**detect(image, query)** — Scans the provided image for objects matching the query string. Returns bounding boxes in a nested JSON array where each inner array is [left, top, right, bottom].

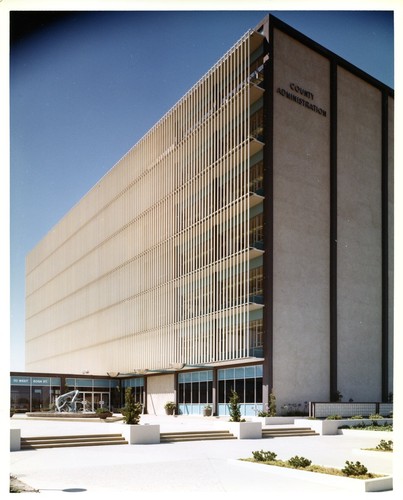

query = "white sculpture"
[[55, 390, 81, 412]]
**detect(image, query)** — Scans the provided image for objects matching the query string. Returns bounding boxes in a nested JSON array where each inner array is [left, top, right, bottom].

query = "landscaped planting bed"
[[234, 450, 392, 492]]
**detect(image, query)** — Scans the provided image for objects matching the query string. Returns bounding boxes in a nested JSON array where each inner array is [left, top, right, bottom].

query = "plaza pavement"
[[9, 413, 396, 498]]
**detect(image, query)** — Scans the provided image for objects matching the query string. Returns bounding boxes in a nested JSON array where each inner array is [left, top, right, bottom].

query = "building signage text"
[[277, 82, 327, 117]]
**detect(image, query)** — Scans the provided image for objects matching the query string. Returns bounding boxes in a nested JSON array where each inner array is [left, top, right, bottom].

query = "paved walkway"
[[10, 414, 395, 498]]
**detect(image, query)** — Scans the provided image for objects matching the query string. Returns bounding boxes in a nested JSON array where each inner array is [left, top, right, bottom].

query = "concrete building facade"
[[23, 15, 393, 416]]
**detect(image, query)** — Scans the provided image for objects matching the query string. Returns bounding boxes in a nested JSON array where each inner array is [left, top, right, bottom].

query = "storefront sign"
[[11, 377, 30, 385]]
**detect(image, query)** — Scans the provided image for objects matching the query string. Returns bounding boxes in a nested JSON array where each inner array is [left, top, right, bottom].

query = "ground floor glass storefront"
[[11, 365, 263, 416], [178, 365, 263, 416], [178, 370, 213, 415], [10, 375, 119, 413], [11, 375, 61, 412], [218, 365, 263, 416], [121, 377, 145, 407]]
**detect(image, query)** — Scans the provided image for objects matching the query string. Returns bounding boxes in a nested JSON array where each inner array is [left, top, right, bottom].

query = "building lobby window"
[[178, 370, 213, 415], [218, 365, 263, 416]]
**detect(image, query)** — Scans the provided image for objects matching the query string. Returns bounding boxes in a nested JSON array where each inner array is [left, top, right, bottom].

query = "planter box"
[[226, 421, 262, 439], [251, 416, 303, 425], [10, 429, 21, 451], [339, 429, 393, 439], [119, 424, 160, 444], [294, 418, 392, 435], [231, 460, 392, 492]]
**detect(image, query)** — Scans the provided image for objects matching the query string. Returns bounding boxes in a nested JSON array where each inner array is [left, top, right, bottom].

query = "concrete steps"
[[262, 427, 319, 438], [20, 433, 128, 449], [160, 430, 236, 442]]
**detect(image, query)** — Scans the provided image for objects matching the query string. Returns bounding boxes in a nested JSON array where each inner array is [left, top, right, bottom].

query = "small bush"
[[258, 411, 270, 417], [252, 450, 277, 462], [122, 387, 142, 425], [326, 415, 342, 420], [228, 389, 245, 422], [342, 461, 370, 477], [287, 456, 312, 468], [349, 415, 364, 420], [376, 439, 393, 451], [369, 413, 383, 420]]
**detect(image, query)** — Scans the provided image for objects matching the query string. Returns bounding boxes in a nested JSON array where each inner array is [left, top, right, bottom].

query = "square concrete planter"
[[120, 424, 160, 444], [227, 421, 262, 439], [10, 428, 21, 451]]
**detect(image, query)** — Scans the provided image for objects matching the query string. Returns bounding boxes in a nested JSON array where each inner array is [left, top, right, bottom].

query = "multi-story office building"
[[20, 15, 393, 416]]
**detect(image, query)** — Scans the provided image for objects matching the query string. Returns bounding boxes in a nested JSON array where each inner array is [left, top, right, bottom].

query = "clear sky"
[[5, 4, 396, 371]]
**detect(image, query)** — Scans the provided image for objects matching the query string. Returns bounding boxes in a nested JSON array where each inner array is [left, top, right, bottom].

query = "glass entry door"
[[94, 392, 110, 410], [79, 392, 110, 412]]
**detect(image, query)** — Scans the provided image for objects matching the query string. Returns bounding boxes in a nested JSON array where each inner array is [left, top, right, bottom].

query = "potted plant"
[[228, 390, 244, 422], [96, 407, 113, 419], [122, 388, 142, 424], [203, 404, 212, 417], [225, 389, 261, 439], [120, 388, 160, 444], [164, 401, 176, 415]]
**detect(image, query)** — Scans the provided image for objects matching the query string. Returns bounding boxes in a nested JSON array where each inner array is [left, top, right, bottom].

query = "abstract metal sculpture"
[[55, 390, 88, 412]]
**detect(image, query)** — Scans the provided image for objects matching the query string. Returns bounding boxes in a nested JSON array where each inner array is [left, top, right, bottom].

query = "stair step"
[[21, 433, 123, 441], [20, 433, 128, 449], [160, 430, 236, 442], [21, 440, 128, 449], [262, 427, 318, 438]]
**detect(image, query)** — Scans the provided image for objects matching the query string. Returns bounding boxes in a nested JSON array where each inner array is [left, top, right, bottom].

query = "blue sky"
[[7, 8, 395, 371]]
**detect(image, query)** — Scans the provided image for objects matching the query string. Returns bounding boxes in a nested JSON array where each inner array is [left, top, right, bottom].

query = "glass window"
[[178, 370, 213, 407], [217, 366, 263, 405]]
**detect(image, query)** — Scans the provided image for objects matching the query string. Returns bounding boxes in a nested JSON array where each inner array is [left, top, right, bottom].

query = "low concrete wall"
[[310, 402, 393, 418], [10, 429, 21, 451], [251, 416, 304, 425], [295, 418, 393, 435]]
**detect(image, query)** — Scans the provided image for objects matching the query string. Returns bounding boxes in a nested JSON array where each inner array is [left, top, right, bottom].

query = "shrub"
[[96, 407, 112, 418], [258, 411, 270, 417], [121, 387, 142, 425], [342, 461, 370, 477], [252, 450, 277, 462], [228, 389, 244, 422], [326, 415, 342, 420], [369, 413, 383, 420], [349, 415, 363, 420], [287, 456, 312, 468], [376, 439, 393, 451], [268, 391, 277, 416]]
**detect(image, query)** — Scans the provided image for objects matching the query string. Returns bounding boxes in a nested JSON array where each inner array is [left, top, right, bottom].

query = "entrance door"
[[78, 392, 110, 411], [80, 392, 93, 412], [94, 392, 110, 410]]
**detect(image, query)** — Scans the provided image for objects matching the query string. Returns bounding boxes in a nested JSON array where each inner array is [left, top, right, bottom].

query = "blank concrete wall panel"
[[272, 28, 330, 405], [337, 67, 382, 400]]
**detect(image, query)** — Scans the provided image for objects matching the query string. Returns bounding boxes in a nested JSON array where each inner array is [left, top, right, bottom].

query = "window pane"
[[235, 379, 245, 403], [225, 380, 234, 403], [184, 383, 191, 403], [178, 384, 184, 403], [218, 380, 225, 403], [191, 382, 199, 403], [245, 378, 255, 402], [255, 378, 263, 403], [207, 381, 213, 403], [200, 381, 207, 404]]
